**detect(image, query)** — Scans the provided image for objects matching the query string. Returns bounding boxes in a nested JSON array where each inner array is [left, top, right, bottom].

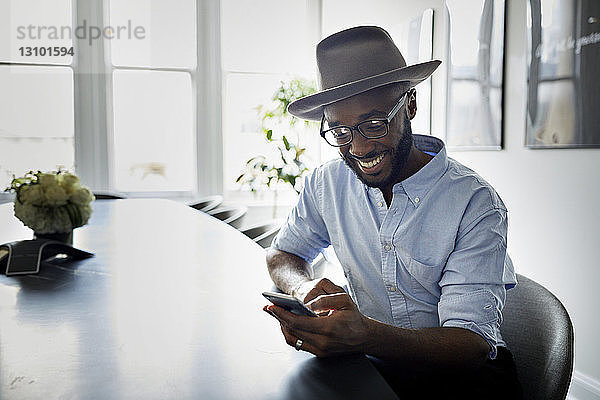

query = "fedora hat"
[[288, 26, 441, 121]]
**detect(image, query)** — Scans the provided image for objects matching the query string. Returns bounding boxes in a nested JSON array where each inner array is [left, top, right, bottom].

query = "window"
[[1, 0, 222, 201], [0, 0, 74, 189], [2, 1, 439, 203], [220, 0, 333, 205], [108, 0, 196, 193]]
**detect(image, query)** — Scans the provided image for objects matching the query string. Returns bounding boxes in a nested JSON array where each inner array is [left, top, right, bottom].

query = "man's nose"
[[349, 130, 375, 157]]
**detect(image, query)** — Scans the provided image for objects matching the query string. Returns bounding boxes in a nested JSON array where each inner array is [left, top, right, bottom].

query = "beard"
[[342, 122, 413, 190]]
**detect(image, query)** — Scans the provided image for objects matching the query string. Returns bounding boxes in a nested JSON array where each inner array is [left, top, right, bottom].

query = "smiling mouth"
[[356, 153, 386, 170]]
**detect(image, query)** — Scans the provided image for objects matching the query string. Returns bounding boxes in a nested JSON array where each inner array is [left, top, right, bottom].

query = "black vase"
[[34, 231, 73, 246]]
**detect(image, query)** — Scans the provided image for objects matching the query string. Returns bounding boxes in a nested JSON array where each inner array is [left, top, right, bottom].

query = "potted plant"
[[5, 169, 95, 244], [236, 78, 318, 215]]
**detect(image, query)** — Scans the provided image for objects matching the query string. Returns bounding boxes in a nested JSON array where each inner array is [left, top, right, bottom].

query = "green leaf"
[[266, 129, 273, 141], [235, 174, 245, 183], [282, 136, 290, 151]]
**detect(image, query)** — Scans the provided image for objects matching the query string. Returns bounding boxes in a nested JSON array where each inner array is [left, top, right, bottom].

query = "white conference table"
[[0, 199, 398, 399]]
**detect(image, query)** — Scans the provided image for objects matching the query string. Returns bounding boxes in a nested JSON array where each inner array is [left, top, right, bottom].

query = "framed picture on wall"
[[445, 0, 506, 150], [526, 0, 600, 148]]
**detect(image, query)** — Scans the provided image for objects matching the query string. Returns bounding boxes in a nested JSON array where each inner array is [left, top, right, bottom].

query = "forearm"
[[266, 248, 314, 296], [363, 319, 490, 372]]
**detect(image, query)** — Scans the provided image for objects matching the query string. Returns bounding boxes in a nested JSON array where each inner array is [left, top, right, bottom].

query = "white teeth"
[[358, 154, 385, 169]]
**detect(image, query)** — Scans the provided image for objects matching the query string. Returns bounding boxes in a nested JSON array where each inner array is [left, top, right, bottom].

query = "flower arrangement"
[[5, 170, 95, 235], [236, 78, 318, 194]]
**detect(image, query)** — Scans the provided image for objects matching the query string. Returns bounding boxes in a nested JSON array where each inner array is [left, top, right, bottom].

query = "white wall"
[[444, 1, 600, 398]]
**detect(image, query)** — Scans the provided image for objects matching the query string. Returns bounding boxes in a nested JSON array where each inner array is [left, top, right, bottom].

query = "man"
[[263, 26, 521, 398]]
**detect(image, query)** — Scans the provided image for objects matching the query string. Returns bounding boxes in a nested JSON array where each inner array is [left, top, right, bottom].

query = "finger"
[[265, 305, 318, 328], [306, 293, 353, 313], [263, 305, 285, 323], [313, 278, 346, 295], [280, 326, 328, 357], [303, 286, 327, 304], [280, 325, 297, 347], [266, 304, 329, 333]]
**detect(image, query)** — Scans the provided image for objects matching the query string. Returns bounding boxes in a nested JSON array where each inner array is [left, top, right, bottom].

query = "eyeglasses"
[[320, 91, 408, 147]]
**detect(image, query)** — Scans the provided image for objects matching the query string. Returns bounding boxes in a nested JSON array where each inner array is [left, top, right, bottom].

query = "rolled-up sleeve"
[[438, 207, 510, 360], [271, 168, 330, 263]]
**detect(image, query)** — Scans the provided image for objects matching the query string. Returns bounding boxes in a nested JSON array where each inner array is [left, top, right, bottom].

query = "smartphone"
[[262, 291, 318, 317]]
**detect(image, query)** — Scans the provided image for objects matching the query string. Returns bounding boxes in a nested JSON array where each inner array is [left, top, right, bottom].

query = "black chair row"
[[186, 195, 222, 213], [240, 220, 283, 248], [90, 193, 278, 247], [187, 195, 282, 249], [93, 191, 128, 200]]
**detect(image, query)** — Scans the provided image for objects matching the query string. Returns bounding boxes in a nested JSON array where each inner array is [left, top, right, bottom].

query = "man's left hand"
[[264, 281, 372, 357]]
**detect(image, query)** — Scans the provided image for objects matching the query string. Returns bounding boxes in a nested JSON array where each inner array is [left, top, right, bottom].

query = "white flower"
[[14, 202, 70, 234], [43, 185, 69, 207], [9, 170, 95, 234], [59, 173, 80, 194], [79, 204, 93, 227], [70, 186, 94, 207], [19, 184, 43, 206], [38, 173, 59, 187]]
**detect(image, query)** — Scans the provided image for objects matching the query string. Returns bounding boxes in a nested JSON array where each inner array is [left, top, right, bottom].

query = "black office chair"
[[241, 220, 282, 248], [500, 274, 574, 400], [93, 191, 127, 200], [207, 205, 247, 229], [254, 226, 281, 248], [240, 220, 282, 240], [186, 195, 223, 213]]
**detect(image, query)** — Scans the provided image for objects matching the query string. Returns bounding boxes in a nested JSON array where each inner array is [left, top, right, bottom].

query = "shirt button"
[[377, 201, 383, 207], [415, 197, 420, 203], [388, 286, 397, 292], [384, 244, 391, 251]]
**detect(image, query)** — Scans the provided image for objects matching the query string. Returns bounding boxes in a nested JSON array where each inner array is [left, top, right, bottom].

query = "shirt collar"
[[392, 134, 449, 206]]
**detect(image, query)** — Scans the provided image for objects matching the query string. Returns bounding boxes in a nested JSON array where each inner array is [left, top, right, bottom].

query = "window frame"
[[0, 0, 76, 203], [220, 0, 324, 207], [88, 0, 223, 198]]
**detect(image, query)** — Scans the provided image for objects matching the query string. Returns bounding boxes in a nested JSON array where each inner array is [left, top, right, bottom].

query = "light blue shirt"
[[272, 134, 517, 359]]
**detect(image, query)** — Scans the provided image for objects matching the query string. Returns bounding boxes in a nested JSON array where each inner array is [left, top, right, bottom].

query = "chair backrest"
[[254, 226, 281, 248], [186, 195, 223, 212], [240, 220, 283, 240], [207, 206, 247, 229], [93, 191, 127, 200], [500, 274, 574, 400]]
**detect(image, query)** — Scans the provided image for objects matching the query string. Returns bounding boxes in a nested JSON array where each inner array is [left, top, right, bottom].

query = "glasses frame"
[[319, 91, 409, 147]]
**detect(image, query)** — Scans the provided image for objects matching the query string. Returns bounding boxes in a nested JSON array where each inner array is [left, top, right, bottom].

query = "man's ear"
[[406, 89, 417, 120]]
